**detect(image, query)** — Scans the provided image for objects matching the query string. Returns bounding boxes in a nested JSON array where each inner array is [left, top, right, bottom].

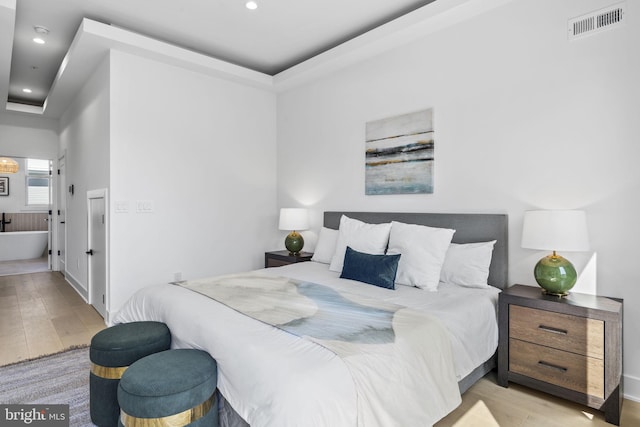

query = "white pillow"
[[387, 221, 455, 291], [440, 240, 496, 288], [329, 215, 392, 272], [311, 227, 339, 264]]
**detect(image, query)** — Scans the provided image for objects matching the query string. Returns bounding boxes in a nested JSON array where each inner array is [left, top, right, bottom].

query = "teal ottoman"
[[90, 321, 171, 427], [117, 349, 218, 427]]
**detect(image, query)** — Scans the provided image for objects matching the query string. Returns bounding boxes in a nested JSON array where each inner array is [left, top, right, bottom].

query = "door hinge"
[[57, 209, 61, 215], [57, 250, 61, 256], [49, 170, 52, 176], [102, 295, 105, 304], [102, 214, 105, 224], [57, 169, 61, 175], [48, 209, 52, 215], [48, 249, 52, 255]]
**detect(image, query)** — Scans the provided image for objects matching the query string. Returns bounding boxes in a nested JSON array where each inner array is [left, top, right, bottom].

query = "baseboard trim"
[[624, 374, 640, 402], [64, 271, 88, 302], [106, 310, 116, 326]]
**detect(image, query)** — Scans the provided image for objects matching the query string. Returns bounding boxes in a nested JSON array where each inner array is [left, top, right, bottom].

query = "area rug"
[[0, 347, 93, 426]]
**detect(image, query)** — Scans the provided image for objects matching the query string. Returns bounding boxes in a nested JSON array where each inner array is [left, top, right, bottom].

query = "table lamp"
[[521, 210, 589, 296], [279, 208, 309, 255]]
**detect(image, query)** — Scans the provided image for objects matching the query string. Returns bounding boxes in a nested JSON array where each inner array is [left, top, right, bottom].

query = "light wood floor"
[[436, 371, 640, 426], [0, 271, 106, 366], [1, 272, 638, 426]]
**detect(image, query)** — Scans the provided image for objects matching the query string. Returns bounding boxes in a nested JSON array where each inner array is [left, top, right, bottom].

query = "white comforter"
[[114, 261, 500, 427]]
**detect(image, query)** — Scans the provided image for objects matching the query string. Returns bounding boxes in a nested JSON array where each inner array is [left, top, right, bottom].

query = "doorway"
[[57, 154, 66, 274], [0, 156, 53, 276], [87, 189, 108, 319]]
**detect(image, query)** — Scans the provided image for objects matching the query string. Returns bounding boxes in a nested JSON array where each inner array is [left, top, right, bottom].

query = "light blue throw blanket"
[[179, 273, 461, 426], [267, 280, 398, 344]]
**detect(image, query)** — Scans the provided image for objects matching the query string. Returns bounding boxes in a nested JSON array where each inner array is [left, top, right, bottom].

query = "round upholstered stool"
[[90, 321, 171, 427], [117, 349, 218, 427]]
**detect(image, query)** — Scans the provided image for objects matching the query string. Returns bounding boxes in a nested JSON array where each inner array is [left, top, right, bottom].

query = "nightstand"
[[498, 284, 623, 425], [264, 250, 313, 268]]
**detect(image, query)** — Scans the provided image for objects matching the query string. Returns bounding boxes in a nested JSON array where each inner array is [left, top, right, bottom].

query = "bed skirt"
[[219, 394, 249, 427], [217, 354, 497, 427]]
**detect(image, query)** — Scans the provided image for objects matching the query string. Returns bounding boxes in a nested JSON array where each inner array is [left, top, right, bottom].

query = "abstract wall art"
[[365, 108, 434, 195]]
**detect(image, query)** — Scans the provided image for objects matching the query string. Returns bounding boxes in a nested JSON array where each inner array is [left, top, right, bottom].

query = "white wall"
[[108, 51, 278, 314], [0, 158, 26, 212], [277, 0, 640, 399], [0, 112, 59, 212], [59, 54, 111, 297], [0, 112, 58, 159]]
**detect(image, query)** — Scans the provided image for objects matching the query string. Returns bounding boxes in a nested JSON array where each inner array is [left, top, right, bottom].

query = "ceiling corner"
[[0, 0, 16, 114], [42, 18, 275, 118], [273, 0, 515, 92]]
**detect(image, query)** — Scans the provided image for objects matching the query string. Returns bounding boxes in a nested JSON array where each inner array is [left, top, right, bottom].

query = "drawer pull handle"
[[538, 324, 568, 335], [538, 360, 568, 372]]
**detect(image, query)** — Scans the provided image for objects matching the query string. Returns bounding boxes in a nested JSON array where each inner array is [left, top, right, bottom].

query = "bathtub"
[[0, 231, 49, 262]]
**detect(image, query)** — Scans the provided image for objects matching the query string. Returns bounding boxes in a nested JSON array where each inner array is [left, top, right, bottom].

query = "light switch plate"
[[136, 200, 154, 213], [115, 201, 129, 213]]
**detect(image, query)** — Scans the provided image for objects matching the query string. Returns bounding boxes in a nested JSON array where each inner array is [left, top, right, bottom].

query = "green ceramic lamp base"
[[533, 252, 577, 297], [285, 231, 304, 255]]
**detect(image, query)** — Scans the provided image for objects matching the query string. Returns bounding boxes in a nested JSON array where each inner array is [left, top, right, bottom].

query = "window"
[[26, 158, 51, 206]]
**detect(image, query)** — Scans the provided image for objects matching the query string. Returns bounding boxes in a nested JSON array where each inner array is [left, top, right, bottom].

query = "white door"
[[57, 155, 66, 273], [47, 208, 52, 269], [47, 159, 53, 270], [88, 190, 107, 319]]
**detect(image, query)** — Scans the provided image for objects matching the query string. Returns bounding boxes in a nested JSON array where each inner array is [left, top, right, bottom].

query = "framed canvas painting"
[[0, 177, 8, 196], [365, 109, 434, 195]]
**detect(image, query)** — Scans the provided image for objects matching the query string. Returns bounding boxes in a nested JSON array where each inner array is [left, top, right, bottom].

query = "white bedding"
[[267, 262, 501, 381], [114, 261, 500, 427]]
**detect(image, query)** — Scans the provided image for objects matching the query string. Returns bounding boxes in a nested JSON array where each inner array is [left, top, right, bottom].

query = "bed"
[[114, 211, 508, 427]]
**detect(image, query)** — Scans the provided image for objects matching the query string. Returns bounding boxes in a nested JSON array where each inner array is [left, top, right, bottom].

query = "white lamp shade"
[[278, 208, 309, 231], [521, 210, 589, 252]]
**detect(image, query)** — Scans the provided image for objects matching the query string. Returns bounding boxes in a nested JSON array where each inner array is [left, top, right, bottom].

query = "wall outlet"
[[174, 272, 182, 282]]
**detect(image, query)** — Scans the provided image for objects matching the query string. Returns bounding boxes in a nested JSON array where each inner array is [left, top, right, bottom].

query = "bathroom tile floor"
[[0, 271, 106, 366], [0, 256, 49, 276]]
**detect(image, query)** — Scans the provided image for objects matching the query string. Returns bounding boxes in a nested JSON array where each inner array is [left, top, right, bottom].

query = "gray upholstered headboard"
[[324, 212, 508, 290]]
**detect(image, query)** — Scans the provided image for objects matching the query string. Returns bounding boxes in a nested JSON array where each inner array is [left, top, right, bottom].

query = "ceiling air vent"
[[568, 2, 626, 40]]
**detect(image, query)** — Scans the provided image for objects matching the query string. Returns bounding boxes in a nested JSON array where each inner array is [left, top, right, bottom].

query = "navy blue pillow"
[[340, 246, 401, 290]]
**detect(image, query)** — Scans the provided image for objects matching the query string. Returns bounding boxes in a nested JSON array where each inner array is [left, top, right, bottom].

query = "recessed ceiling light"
[[246, 1, 258, 10], [33, 25, 49, 44], [22, 88, 33, 93]]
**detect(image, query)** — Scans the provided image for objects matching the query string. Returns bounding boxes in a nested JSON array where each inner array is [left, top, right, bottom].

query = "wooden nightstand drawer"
[[509, 338, 604, 398], [510, 305, 604, 359], [264, 251, 313, 268], [266, 258, 292, 268], [498, 285, 623, 425]]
